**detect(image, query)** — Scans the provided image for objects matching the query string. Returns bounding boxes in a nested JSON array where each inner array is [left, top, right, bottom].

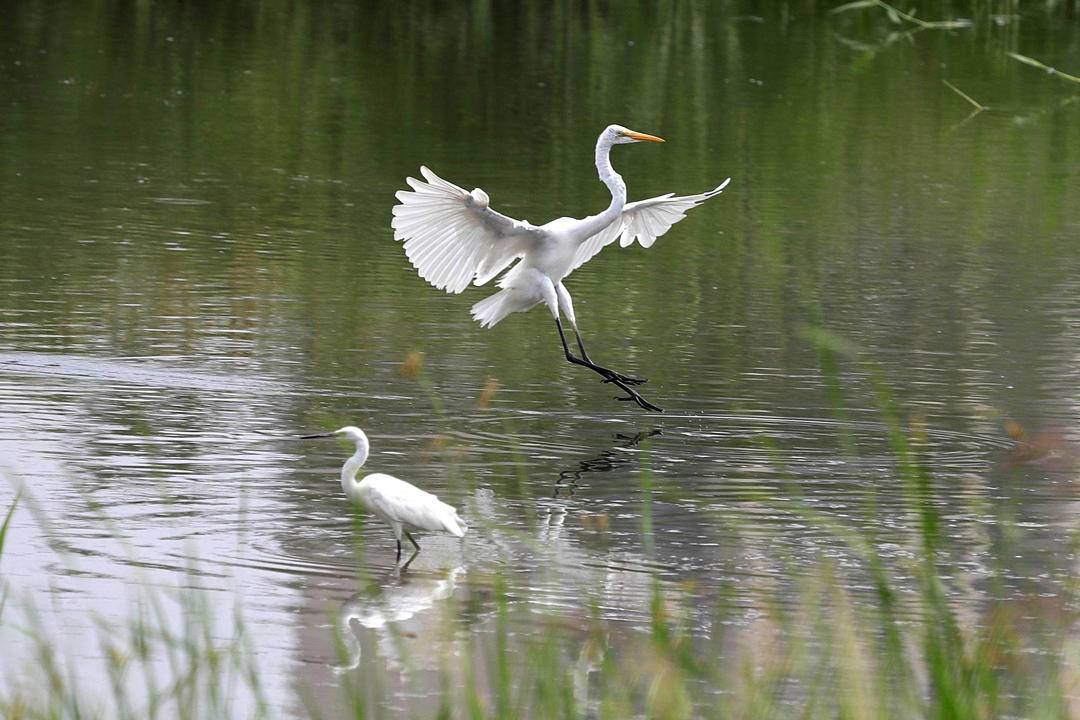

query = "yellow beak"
[[625, 130, 665, 143]]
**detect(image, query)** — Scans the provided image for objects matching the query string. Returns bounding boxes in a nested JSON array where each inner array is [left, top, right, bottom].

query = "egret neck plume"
[[391, 124, 731, 414]]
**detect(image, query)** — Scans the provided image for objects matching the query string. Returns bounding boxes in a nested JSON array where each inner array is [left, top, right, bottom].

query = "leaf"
[[885, 5, 902, 23], [829, 0, 878, 14]]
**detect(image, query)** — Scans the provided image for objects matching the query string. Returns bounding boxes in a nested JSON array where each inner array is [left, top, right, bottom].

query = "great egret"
[[301, 426, 467, 559], [392, 124, 731, 413]]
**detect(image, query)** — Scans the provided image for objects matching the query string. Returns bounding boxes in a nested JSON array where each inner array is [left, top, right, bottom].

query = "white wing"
[[570, 177, 731, 272], [362, 474, 467, 537], [391, 166, 545, 294]]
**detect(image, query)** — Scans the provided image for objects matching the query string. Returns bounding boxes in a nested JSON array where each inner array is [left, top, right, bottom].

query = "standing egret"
[[392, 124, 731, 413], [301, 426, 467, 559]]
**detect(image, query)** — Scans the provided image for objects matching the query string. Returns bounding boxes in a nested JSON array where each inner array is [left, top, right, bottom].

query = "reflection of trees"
[[6, 0, 1077, 420]]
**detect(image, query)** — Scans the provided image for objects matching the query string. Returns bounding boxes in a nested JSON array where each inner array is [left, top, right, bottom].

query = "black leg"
[[574, 330, 646, 385], [555, 319, 663, 413], [396, 538, 402, 560], [556, 319, 642, 382], [400, 549, 419, 571], [405, 531, 421, 552]]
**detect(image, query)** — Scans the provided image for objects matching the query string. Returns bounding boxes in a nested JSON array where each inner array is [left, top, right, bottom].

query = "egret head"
[[606, 124, 665, 145], [301, 426, 369, 447]]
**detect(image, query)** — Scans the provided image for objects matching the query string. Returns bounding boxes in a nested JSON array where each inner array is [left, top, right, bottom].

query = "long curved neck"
[[340, 440, 369, 497], [574, 135, 627, 242]]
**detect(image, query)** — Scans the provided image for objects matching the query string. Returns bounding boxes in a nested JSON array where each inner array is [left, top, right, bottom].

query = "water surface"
[[1, 2, 1079, 716]]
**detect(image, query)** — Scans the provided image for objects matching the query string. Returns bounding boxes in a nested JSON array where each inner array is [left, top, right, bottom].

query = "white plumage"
[[302, 426, 467, 558], [356, 473, 466, 539], [391, 124, 730, 413]]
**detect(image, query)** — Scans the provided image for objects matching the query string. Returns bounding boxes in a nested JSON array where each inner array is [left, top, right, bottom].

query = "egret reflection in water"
[[333, 566, 465, 673], [555, 429, 663, 499]]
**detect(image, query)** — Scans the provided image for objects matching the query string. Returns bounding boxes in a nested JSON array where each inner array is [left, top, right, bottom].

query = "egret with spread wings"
[[392, 124, 730, 412]]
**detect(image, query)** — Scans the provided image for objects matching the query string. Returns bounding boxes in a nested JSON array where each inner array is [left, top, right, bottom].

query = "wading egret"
[[392, 124, 731, 413], [301, 426, 467, 559]]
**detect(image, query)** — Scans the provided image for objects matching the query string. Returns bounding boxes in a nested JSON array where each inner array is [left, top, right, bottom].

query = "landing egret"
[[392, 124, 731, 413], [301, 426, 467, 559]]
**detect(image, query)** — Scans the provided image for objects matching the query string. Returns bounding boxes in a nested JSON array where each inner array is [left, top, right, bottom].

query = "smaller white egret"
[[301, 426, 467, 559]]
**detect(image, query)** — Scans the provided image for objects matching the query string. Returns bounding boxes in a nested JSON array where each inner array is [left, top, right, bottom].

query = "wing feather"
[[570, 178, 731, 272], [392, 166, 544, 293], [362, 474, 467, 537]]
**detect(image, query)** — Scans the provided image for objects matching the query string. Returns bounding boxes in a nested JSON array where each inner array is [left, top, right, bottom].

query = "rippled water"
[[2, 1, 1079, 716]]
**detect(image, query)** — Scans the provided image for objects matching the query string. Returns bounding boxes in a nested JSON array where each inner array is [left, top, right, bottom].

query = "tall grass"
[[0, 495, 17, 625], [3, 341, 1079, 718], [0, 491, 268, 720]]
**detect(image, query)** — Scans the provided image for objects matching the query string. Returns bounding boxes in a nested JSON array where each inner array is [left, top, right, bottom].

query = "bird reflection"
[[541, 429, 661, 542], [554, 429, 662, 498], [333, 565, 464, 673]]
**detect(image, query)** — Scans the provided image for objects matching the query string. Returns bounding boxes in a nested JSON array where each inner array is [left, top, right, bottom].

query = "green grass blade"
[[1008, 51, 1080, 84], [0, 494, 18, 561], [943, 80, 986, 111], [829, 0, 878, 14]]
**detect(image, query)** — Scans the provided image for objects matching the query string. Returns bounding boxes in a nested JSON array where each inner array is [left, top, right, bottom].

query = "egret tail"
[[470, 288, 538, 329], [443, 512, 467, 538]]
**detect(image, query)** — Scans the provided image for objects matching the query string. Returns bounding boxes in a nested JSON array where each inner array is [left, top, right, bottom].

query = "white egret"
[[392, 124, 731, 412], [301, 426, 467, 559]]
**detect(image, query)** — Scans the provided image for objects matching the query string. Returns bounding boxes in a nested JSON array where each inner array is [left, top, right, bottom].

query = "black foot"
[[615, 392, 663, 413], [600, 371, 647, 386], [566, 358, 660, 412], [576, 350, 647, 385], [554, 319, 660, 413]]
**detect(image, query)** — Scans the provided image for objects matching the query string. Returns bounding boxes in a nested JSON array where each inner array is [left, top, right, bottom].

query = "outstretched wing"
[[392, 166, 545, 293], [570, 177, 731, 272]]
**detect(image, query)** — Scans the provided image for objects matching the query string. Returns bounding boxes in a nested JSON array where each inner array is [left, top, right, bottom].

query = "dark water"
[[1, 2, 1078, 716]]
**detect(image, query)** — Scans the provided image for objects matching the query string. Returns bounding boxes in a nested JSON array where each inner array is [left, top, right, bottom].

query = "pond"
[[1, 2, 1079, 717]]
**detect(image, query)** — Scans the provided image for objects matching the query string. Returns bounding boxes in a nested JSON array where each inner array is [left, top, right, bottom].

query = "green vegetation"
[[1008, 52, 1080, 85], [0, 495, 17, 623], [829, 0, 973, 30], [3, 338, 1079, 718]]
